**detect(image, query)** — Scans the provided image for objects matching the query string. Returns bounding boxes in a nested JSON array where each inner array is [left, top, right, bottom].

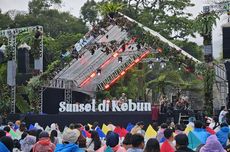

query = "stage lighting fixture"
[[160, 61, 166, 68], [118, 57, 122, 63], [156, 57, 160, 61], [148, 61, 154, 69], [97, 69, 101, 76], [178, 67, 181, 71]]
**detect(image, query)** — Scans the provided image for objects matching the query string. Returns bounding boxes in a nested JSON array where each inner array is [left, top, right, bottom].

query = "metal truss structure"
[[0, 26, 43, 113], [47, 13, 204, 101]]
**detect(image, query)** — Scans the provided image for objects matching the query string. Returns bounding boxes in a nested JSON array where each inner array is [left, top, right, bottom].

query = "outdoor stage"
[[24, 112, 152, 130]]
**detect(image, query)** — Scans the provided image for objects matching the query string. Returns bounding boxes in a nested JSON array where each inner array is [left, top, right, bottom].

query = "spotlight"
[[148, 61, 154, 69], [97, 69, 101, 76], [178, 67, 181, 71], [156, 57, 160, 61], [118, 57, 122, 63], [160, 61, 166, 68]]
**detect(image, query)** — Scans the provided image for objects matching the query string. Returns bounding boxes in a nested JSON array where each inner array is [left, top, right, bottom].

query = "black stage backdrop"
[[24, 112, 152, 130], [42, 88, 90, 114]]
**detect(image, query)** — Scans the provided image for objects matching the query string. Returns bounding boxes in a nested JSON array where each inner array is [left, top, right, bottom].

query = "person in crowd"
[[131, 121, 145, 135], [91, 122, 99, 130], [35, 129, 43, 142], [19, 132, 28, 145], [127, 133, 145, 152], [0, 136, 14, 152], [0, 130, 6, 138], [84, 125, 90, 132], [55, 129, 83, 152], [216, 123, 230, 148], [77, 131, 87, 149], [107, 122, 116, 131], [190, 121, 210, 145], [18, 122, 27, 136], [144, 138, 160, 152], [225, 134, 230, 152], [175, 124, 185, 135], [97, 131, 126, 152], [50, 130, 58, 145], [33, 131, 56, 152], [209, 116, 220, 132], [119, 93, 127, 104], [187, 117, 196, 128], [13, 139, 21, 151], [15, 120, 21, 130], [122, 133, 132, 150], [160, 128, 175, 152], [21, 135, 36, 152], [69, 123, 75, 130], [175, 134, 194, 152], [219, 106, 228, 123], [3, 126, 11, 137], [86, 130, 101, 152], [200, 135, 226, 152], [156, 123, 168, 142], [8, 122, 14, 130]]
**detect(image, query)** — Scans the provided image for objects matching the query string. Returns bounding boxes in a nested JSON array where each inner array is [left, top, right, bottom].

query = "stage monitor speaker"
[[223, 25, 230, 59], [17, 48, 30, 73]]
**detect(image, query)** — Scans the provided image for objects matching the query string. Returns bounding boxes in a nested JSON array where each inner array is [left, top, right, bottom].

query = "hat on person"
[[175, 134, 188, 146], [106, 132, 119, 147], [62, 129, 80, 143], [39, 131, 49, 138], [21, 135, 36, 152]]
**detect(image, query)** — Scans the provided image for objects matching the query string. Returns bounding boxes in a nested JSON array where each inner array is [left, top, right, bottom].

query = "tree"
[[97, 1, 124, 17], [14, 10, 88, 38], [0, 10, 13, 30], [196, 11, 219, 47], [173, 40, 203, 61], [0, 64, 10, 114], [81, 0, 98, 24], [28, 0, 62, 14], [196, 11, 219, 114]]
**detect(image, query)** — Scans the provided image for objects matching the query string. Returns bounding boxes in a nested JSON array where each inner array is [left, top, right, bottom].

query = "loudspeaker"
[[223, 25, 230, 59], [0, 51, 4, 63], [17, 48, 29, 73]]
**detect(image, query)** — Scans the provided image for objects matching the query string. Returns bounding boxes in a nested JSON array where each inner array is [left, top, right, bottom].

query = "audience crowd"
[[1, 116, 230, 152]]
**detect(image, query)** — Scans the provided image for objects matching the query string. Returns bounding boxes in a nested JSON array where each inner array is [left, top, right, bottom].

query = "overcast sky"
[[0, 0, 227, 58]]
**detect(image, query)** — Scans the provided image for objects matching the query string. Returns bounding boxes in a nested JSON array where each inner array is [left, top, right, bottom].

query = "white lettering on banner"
[[112, 101, 121, 112], [58, 99, 151, 113], [92, 99, 96, 112], [59, 102, 66, 112]]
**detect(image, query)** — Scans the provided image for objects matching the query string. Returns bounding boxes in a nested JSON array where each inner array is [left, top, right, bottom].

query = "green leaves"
[[195, 11, 219, 37], [81, 0, 98, 24], [97, 1, 124, 17]]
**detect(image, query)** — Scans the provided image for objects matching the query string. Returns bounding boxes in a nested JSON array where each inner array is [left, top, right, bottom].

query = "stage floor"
[[24, 112, 152, 130]]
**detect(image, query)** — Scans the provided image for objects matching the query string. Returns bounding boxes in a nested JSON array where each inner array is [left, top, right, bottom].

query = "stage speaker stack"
[[17, 48, 30, 73], [223, 24, 230, 59]]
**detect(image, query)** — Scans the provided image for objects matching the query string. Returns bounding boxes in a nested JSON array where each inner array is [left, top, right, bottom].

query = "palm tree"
[[196, 11, 219, 114], [97, 1, 124, 17], [196, 11, 219, 60], [145, 71, 185, 96]]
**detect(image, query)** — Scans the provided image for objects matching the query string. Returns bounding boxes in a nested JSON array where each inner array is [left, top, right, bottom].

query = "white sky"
[[0, 0, 227, 58]]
